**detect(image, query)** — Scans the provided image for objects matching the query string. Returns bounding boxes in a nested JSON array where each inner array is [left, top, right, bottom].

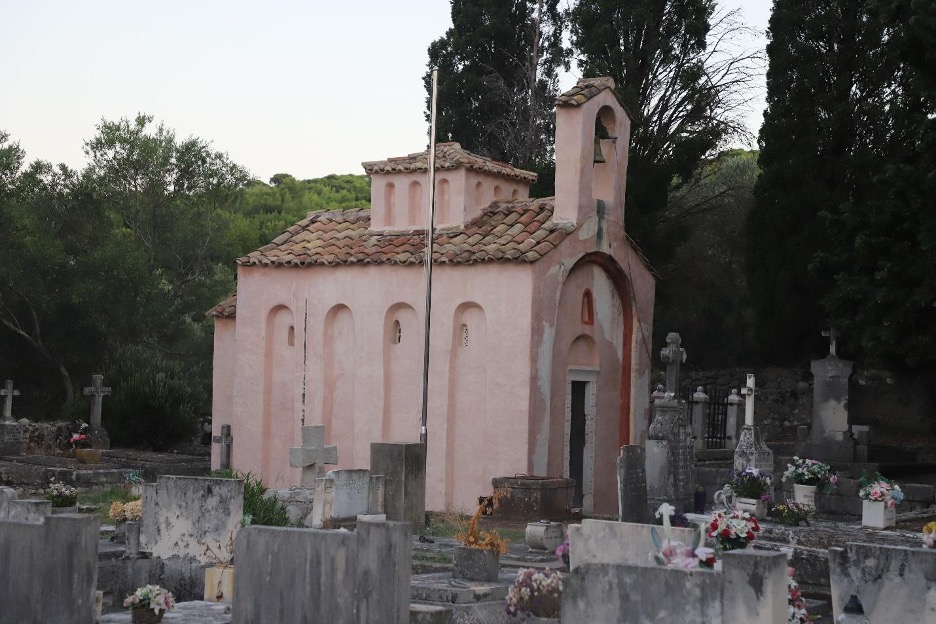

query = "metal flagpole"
[[420, 69, 439, 446]]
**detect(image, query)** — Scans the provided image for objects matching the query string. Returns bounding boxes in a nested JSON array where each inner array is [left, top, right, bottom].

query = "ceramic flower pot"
[[792, 484, 817, 508], [204, 565, 234, 603], [75, 448, 103, 464], [735, 497, 766, 519], [862, 500, 896, 528]]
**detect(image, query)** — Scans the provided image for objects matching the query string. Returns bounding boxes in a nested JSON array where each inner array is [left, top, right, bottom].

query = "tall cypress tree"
[[748, 0, 935, 367], [425, 0, 567, 191]]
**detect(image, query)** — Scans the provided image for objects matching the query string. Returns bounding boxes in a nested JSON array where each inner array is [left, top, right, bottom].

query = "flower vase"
[[75, 448, 103, 464], [131, 608, 164, 624], [204, 565, 234, 603], [861, 500, 896, 528], [735, 497, 766, 519], [452, 545, 500, 582], [793, 484, 817, 508]]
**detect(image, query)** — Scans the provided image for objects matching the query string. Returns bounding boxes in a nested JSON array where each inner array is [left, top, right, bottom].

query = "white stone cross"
[[289, 425, 338, 486], [740, 373, 755, 427], [82, 374, 112, 429], [1, 380, 20, 422], [822, 328, 839, 357]]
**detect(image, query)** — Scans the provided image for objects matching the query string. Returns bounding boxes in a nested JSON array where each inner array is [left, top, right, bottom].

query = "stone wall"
[[680, 366, 936, 442]]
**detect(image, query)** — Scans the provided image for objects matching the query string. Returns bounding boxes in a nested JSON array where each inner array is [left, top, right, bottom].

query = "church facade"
[[209, 78, 656, 515]]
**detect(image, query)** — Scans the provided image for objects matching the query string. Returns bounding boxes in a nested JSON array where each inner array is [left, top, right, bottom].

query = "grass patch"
[[78, 485, 139, 523], [421, 510, 469, 538]]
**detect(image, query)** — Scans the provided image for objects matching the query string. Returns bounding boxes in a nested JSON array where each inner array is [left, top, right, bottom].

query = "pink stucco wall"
[[210, 317, 235, 471], [228, 261, 535, 511]]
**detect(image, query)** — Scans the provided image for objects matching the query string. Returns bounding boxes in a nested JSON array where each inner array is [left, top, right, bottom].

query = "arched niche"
[[408, 180, 423, 227], [593, 105, 618, 204], [323, 304, 355, 465], [382, 303, 420, 440], [436, 177, 450, 225], [262, 305, 296, 482], [384, 181, 396, 226]]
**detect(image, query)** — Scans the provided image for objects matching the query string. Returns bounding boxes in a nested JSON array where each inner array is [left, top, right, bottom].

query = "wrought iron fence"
[[682, 385, 730, 450]]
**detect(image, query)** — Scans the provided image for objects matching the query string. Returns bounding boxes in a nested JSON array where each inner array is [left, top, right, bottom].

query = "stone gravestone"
[[733, 374, 774, 473], [1, 514, 99, 624], [82, 374, 111, 450], [645, 332, 694, 511], [616, 445, 650, 523], [0, 379, 23, 455], [141, 476, 244, 563], [289, 424, 338, 486], [310, 469, 385, 528], [233, 520, 411, 624], [802, 329, 856, 462], [370, 441, 426, 529]]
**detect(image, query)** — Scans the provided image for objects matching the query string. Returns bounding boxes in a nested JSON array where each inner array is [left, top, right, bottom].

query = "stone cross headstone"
[[1, 380, 20, 422], [0, 380, 24, 456], [733, 373, 774, 473], [212, 424, 233, 470], [82, 374, 111, 449], [660, 332, 687, 394], [289, 425, 338, 486], [803, 328, 855, 462]]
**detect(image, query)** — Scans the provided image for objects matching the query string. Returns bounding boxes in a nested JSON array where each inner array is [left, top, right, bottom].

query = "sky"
[[1, 1, 771, 183]]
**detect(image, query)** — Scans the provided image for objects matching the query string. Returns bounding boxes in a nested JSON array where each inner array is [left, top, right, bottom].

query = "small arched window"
[[287, 325, 296, 346], [392, 320, 402, 344], [582, 290, 594, 325]]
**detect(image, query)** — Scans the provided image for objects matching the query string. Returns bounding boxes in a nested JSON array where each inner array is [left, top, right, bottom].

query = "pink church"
[[209, 77, 656, 516]]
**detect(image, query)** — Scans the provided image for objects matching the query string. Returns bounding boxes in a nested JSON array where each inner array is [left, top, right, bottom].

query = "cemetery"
[[2, 74, 936, 624]]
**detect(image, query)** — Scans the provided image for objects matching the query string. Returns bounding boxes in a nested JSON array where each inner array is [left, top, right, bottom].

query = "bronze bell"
[[593, 136, 606, 164]]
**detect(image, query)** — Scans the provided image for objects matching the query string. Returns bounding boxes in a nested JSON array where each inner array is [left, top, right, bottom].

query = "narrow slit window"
[[392, 320, 402, 344], [461, 324, 469, 347], [582, 290, 594, 325], [287, 326, 296, 346]]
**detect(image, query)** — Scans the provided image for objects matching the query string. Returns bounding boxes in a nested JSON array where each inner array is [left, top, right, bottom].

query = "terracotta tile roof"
[[556, 77, 629, 113], [206, 292, 237, 318], [362, 142, 538, 184], [236, 198, 573, 268]]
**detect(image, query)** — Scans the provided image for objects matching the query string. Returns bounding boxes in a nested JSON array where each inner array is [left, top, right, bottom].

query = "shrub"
[[211, 469, 290, 527]]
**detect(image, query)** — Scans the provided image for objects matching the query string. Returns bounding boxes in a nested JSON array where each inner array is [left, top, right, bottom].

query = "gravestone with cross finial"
[[0, 379, 23, 455], [289, 425, 338, 486], [803, 328, 856, 462], [733, 373, 773, 473], [83, 374, 111, 449], [646, 332, 693, 512], [212, 424, 233, 471]]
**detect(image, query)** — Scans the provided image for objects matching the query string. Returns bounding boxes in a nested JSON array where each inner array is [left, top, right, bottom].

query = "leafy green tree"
[[570, 1, 762, 264], [426, 0, 568, 184], [655, 150, 759, 366]]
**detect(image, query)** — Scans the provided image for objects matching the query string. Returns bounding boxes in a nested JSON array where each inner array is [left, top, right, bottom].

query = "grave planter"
[[204, 565, 234, 603], [130, 608, 164, 624], [75, 448, 103, 464], [735, 497, 766, 520], [525, 520, 564, 551], [793, 484, 817, 508], [861, 500, 896, 528], [453, 545, 500, 582]]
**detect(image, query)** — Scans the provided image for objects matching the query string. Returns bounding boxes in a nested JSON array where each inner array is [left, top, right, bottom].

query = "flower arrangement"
[[555, 535, 569, 568], [858, 472, 904, 508], [45, 478, 78, 507], [455, 485, 510, 555], [768, 502, 814, 527], [922, 522, 936, 549], [729, 467, 772, 499], [782, 457, 838, 490], [787, 567, 809, 623], [109, 500, 143, 523], [651, 503, 716, 570], [69, 420, 91, 450], [707, 508, 759, 551], [505, 568, 563, 619], [123, 584, 175, 616]]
